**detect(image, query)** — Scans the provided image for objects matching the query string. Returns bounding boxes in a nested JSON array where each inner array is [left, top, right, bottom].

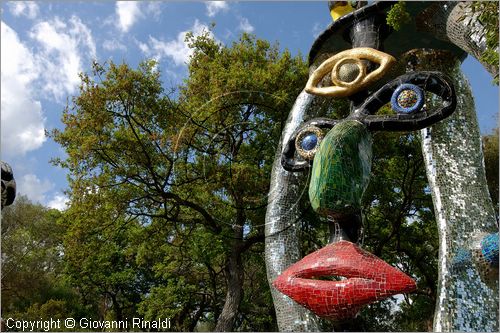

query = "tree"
[[51, 31, 308, 331], [60, 201, 152, 326], [482, 127, 499, 214], [178, 32, 308, 331], [1, 196, 87, 324]]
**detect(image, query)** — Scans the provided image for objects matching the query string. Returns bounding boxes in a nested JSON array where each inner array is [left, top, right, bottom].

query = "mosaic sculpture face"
[[266, 2, 498, 331], [275, 65, 457, 320]]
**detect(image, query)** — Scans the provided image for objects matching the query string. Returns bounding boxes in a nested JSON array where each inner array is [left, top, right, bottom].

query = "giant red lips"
[[273, 240, 416, 320]]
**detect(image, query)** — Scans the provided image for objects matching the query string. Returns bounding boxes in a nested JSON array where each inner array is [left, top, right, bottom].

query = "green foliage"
[[60, 202, 150, 324], [1, 197, 88, 324], [136, 224, 228, 331], [392, 295, 435, 331], [482, 128, 499, 213], [50, 31, 307, 331], [386, 1, 411, 31]]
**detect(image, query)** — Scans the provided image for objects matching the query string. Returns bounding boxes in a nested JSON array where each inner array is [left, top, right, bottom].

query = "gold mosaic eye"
[[305, 47, 396, 98]]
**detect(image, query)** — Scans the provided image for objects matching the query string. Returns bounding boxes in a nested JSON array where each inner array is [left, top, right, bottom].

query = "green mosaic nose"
[[308, 120, 372, 216]]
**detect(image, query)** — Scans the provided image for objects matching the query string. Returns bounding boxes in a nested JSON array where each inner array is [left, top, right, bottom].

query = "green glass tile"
[[308, 120, 372, 216]]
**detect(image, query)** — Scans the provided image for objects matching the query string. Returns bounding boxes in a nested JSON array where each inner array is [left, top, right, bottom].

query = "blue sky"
[[1, 1, 498, 210]]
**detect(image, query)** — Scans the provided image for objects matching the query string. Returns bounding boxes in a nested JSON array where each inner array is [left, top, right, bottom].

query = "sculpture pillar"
[[406, 50, 498, 332], [265, 91, 321, 331], [417, 1, 498, 80]]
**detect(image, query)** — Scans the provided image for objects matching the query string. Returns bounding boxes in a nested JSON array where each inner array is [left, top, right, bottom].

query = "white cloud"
[[238, 17, 254, 33], [103, 39, 127, 52], [206, 1, 229, 17], [116, 1, 142, 33], [29, 15, 96, 101], [17, 174, 54, 204], [47, 193, 69, 211], [136, 39, 150, 54], [1, 21, 46, 157], [1, 15, 96, 157], [1, 22, 38, 86], [312, 22, 323, 38], [112, 1, 162, 32], [144, 2, 162, 20], [7, 1, 39, 19], [140, 20, 216, 66]]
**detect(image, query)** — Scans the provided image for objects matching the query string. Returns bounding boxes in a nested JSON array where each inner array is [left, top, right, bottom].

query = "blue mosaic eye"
[[301, 133, 318, 151], [295, 125, 324, 160], [390, 83, 424, 114]]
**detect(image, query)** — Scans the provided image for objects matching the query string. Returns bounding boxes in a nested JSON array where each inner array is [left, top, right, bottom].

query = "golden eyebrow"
[[305, 47, 396, 98]]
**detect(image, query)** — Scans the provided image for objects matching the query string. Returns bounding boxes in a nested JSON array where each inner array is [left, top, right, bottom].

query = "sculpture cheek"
[[308, 120, 372, 216]]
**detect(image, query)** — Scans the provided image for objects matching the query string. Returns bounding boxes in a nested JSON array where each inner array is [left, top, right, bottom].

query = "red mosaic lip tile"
[[273, 240, 416, 321]]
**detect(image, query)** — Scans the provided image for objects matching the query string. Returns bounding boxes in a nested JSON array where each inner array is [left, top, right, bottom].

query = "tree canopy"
[[50, 32, 308, 331], [1, 196, 88, 327]]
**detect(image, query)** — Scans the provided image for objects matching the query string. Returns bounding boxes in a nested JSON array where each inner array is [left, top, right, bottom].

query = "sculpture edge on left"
[[1, 161, 16, 209]]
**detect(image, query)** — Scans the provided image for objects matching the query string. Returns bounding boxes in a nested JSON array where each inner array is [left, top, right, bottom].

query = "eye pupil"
[[397, 89, 418, 108], [301, 133, 318, 151], [295, 125, 324, 160], [391, 84, 424, 113], [338, 62, 360, 83]]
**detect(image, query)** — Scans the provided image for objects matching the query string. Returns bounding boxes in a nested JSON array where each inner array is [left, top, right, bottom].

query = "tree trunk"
[[188, 298, 206, 331], [110, 293, 124, 331], [214, 243, 244, 331]]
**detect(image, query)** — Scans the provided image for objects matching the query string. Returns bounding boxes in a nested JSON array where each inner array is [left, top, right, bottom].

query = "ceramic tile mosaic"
[[411, 50, 499, 332], [308, 120, 372, 216], [391, 84, 424, 114], [481, 234, 499, 267], [265, 1, 498, 330], [264, 91, 337, 331], [416, 2, 496, 76], [1, 161, 16, 208], [273, 241, 416, 321]]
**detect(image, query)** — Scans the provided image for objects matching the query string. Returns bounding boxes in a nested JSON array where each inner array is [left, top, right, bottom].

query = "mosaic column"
[[264, 91, 320, 331], [417, 1, 498, 81], [265, 85, 342, 330], [406, 50, 498, 332]]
